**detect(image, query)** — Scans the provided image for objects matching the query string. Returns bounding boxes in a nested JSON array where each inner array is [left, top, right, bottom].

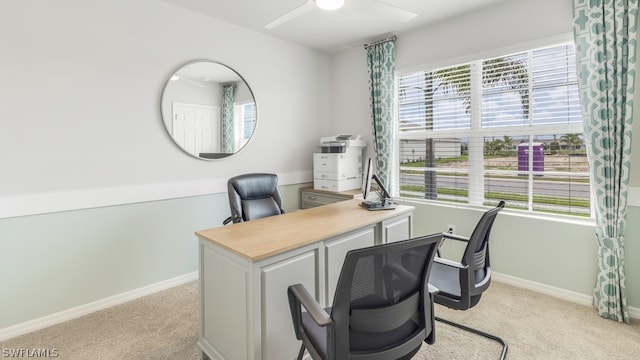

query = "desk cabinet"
[[300, 186, 362, 209], [196, 200, 414, 360], [261, 249, 318, 360]]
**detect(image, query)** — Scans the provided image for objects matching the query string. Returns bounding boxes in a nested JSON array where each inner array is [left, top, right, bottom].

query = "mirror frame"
[[160, 60, 257, 160]]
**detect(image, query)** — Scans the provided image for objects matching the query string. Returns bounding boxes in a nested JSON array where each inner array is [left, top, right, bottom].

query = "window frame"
[[393, 37, 594, 220]]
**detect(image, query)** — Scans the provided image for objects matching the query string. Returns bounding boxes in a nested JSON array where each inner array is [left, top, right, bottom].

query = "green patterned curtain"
[[366, 38, 396, 188], [222, 84, 235, 153], [573, 0, 638, 323]]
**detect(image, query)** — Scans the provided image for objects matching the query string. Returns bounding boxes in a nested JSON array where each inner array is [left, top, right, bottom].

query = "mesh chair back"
[[227, 173, 284, 223], [462, 201, 505, 296], [331, 234, 441, 359]]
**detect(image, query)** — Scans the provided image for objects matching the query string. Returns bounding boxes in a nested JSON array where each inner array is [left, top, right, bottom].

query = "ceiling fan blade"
[[265, 0, 317, 30], [353, 0, 417, 23]]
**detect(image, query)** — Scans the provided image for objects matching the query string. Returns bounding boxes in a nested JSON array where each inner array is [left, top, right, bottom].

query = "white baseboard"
[[2, 270, 638, 342], [493, 272, 640, 319], [0, 272, 198, 342]]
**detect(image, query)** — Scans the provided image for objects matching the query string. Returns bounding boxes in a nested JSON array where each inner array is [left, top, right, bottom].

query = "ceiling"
[[160, 0, 508, 53]]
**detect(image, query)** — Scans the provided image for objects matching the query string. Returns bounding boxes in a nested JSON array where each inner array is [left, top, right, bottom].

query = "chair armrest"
[[442, 232, 471, 242], [434, 257, 468, 270], [428, 283, 439, 294], [287, 284, 331, 340], [222, 214, 242, 225]]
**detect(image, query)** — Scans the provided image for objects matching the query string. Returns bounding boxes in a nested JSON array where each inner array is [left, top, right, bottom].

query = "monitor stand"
[[360, 200, 398, 211]]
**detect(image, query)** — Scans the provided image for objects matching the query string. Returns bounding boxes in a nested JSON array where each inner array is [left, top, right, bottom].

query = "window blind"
[[396, 42, 590, 217]]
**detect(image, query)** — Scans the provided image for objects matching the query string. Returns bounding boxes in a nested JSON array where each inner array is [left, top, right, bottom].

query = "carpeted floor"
[[2, 281, 639, 359]]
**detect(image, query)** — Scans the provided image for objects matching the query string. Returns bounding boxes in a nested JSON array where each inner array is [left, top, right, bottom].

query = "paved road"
[[400, 173, 590, 199]]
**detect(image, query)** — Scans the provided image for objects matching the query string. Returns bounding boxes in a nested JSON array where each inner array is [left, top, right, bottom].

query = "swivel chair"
[[288, 233, 443, 360], [222, 173, 285, 225], [429, 200, 507, 359]]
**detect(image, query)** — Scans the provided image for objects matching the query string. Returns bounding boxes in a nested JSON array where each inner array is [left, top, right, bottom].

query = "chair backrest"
[[330, 234, 442, 360], [226, 173, 285, 224], [461, 200, 505, 298]]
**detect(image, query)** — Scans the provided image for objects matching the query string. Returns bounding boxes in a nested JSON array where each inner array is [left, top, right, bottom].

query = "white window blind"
[[396, 42, 590, 217], [233, 101, 257, 150]]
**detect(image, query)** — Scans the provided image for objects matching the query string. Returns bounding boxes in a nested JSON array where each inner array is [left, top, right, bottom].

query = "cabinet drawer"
[[314, 178, 362, 192], [301, 201, 321, 209], [313, 153, 361, 179], [301, 191, 345, 205], [313, 154, 340, 173], [314, 171, 341, 180]]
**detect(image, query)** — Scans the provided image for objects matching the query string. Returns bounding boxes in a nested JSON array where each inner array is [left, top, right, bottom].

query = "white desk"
[[196, 199, 414, 360]]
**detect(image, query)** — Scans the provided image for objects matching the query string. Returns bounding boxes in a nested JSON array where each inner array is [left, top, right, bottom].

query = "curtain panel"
[[222, 84, 236, 153], [366, 40, 396, 188], [573, 0, 638, 323]]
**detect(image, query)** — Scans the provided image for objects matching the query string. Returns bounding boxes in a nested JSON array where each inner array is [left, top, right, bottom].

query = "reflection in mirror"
[[161, 60, 256, 160]]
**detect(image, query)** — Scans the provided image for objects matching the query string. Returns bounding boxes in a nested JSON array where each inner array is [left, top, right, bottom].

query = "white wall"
[[0, 0, 329, 332], [0, 0, 328, 199], [328, 0, 640, 311]]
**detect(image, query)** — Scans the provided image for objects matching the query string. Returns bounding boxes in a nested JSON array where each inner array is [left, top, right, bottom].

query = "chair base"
[[435, 316, 508, 360]]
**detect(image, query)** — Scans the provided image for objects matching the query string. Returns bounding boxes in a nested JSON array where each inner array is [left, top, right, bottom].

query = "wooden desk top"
[[196, 199, 414, 262]]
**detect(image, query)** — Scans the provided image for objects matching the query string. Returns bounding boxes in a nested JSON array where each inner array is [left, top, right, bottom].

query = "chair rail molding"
[[0, 171, 313, 219], [630, 185, 640, 207]]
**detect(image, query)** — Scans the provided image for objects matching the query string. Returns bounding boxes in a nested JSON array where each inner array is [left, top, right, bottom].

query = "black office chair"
[[222, 173, 285, 225], [288, 233, 443, 360], [429, 200, 507, 359]]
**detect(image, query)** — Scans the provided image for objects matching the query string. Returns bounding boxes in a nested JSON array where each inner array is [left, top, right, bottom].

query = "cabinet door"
[[261, 250, 317, 360], [383, 215, 412, 243], [201, 245, 248, 360], [324, 227, 375, 304]]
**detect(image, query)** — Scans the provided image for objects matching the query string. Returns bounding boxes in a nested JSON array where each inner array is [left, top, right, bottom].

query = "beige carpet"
[[2, 281, 639, 359]]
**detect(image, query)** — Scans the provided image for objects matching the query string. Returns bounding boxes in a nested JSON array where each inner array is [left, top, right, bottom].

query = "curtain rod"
[[363, 35, 397, 49]]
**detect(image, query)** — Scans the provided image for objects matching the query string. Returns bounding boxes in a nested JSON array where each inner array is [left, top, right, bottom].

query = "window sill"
[[397, 197, 596, 227]]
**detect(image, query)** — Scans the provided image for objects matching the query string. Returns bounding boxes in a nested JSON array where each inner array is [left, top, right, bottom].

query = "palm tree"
[[492, 138, 505, 153], [503, 135, 514, 153], [550, 134, 560, 153], [561, 133, 583, 154]]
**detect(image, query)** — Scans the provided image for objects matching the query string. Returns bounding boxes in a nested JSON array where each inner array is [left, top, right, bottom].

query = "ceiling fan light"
[[316, 0, 345, 11]]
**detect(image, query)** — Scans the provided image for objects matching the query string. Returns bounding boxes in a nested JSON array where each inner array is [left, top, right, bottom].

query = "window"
[[396, 42, 590, 217], [233, 101, 257, 150]]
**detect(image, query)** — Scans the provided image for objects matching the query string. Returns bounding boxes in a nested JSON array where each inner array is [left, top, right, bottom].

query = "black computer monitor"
[[361, 158, 396, 210], [362, 157, 374, 201]]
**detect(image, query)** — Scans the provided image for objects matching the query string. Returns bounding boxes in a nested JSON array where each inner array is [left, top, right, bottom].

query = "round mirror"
[[161, 60, 257, 160]]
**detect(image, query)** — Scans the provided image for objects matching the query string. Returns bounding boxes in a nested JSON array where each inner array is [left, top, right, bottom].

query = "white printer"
[[313, 135, 366, 192]]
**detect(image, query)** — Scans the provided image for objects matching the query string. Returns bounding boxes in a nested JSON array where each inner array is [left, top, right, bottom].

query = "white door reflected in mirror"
[[161, 60, 257, 160]]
